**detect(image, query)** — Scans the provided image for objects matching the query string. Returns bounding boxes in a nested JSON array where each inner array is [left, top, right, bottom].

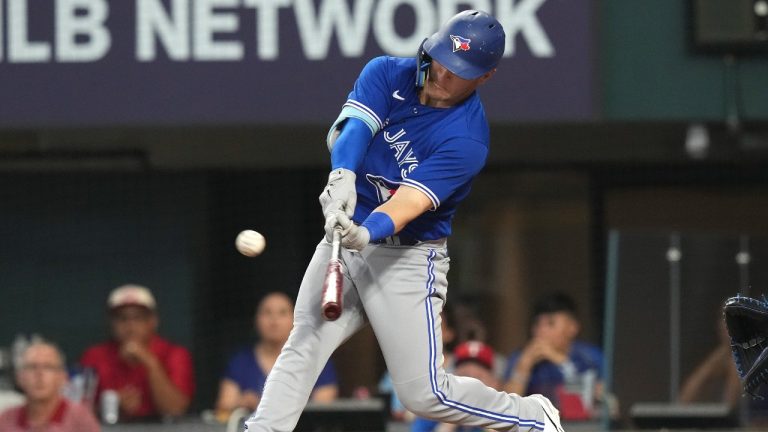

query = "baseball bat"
[[321, 226, 343, 321]]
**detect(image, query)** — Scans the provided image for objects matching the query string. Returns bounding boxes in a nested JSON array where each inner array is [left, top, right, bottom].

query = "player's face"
[[16, 345, 67, 403], [256, 293, 294, 345], [422, 60, 496, 108], [531, 312, 579, 352], [110, 305, 157, 344]]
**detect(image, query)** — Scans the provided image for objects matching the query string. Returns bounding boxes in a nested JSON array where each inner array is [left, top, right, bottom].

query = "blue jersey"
[[329, 56, 489, 241], [223, 346, 337, 395], [503, 341, 603, 405]]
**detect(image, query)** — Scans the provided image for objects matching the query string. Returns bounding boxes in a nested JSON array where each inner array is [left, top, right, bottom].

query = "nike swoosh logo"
[[392, 90, 405, 101]]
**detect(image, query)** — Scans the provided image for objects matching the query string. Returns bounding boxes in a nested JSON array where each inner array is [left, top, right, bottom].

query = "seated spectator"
[[80, 284, 194, 421], [504, 292, 603, 420], [0, 340, 100, 432], [215, 292, 338, 420], [411, 341, 499, 432]]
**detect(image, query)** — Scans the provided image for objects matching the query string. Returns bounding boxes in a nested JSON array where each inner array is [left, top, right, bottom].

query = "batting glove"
[[324, 211, 370, 251], [319, 168, 357, 218]]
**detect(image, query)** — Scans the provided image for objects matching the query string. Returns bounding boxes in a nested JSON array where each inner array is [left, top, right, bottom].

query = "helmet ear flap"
[[415, 38, 431, 88]]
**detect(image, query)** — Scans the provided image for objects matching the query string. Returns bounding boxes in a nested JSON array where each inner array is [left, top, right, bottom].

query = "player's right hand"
[[324, 210, 352, 242], [319, 168, 357, 218], [324, 210, 370, 251]]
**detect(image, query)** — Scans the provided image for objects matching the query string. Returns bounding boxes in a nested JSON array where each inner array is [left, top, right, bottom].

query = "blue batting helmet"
[[421, 10, 505, 80]]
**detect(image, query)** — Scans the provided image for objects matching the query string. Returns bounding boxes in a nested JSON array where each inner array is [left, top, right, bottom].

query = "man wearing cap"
[[80, 284, 195, 421]]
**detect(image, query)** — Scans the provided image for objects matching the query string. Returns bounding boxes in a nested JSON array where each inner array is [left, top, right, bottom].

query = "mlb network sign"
[[0, 0, 594, 126]]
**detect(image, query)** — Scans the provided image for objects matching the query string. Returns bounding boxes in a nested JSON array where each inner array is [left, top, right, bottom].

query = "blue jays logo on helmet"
[[450, 35, 471, 52], [422, 10, 505, 80]]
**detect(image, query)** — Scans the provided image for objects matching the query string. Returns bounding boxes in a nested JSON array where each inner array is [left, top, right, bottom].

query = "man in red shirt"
[[80, 284, 194, 421], [0, 341, 100, 432]]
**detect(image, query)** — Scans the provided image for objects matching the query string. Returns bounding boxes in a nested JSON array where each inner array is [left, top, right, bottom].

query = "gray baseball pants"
[[244, 239, 548, 431]]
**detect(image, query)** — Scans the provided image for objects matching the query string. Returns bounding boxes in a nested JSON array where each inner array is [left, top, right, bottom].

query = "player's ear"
[[477, 69, 496, 85]]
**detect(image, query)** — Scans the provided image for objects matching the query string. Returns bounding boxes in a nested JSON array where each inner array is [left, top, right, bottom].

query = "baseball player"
[[245, 10, 564, 432]]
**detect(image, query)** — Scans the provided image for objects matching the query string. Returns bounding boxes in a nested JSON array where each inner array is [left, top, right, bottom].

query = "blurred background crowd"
[[1, 0, 767, 430]]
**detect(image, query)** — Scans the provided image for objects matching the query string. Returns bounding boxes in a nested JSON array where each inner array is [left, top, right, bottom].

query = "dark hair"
[[530, 292, 578, 325]]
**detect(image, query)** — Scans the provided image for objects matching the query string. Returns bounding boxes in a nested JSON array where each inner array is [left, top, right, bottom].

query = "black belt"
[[371, 234, 420, 246]]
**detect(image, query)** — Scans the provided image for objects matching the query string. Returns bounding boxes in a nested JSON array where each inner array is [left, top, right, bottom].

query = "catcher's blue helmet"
[[421, 10, 505, 81]]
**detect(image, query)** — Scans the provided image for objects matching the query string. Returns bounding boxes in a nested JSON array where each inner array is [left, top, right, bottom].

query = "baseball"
[[236, 230, 266, 257]]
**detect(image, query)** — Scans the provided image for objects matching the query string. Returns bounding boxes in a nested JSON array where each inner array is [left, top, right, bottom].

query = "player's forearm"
[[679, 373, 707, 403], [144, 357, 191, 416], [374, 185, 433, 232], [679, 353, 722, 403], [679, 358, 720, 403]]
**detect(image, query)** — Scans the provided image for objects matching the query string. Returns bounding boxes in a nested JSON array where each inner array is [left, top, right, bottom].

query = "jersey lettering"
[[339, 57, 489, 240], [384, 128, 419, 178]]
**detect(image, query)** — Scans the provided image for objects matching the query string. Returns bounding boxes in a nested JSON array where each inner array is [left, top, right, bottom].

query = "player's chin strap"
[[415, 38, 431, 88]]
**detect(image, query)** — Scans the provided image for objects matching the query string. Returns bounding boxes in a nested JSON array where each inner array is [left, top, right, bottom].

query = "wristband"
[[361, 212, 395, 241]]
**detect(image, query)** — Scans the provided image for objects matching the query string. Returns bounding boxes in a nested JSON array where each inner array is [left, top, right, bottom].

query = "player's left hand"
[[325, 211, 370, 251], [319, 168, 357, 218]]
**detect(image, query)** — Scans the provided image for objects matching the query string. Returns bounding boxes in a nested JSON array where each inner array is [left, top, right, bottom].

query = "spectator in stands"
[[504, 292, 603, 420], [0, 340, 100, 432], [80, 284, 194, 421], [411, 340, 499, 432], [215, 292, 338, 421]]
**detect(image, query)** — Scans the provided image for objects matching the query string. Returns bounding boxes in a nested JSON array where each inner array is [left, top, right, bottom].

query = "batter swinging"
[[245, 10, 564, 432]]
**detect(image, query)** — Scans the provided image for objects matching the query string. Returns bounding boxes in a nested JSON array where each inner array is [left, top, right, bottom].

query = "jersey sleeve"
[[327, 56, 392, 144], [402, 138, 488, 210]]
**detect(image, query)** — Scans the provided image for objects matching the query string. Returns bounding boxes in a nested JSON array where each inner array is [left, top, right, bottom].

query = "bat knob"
[[322, 303, 341, 321]]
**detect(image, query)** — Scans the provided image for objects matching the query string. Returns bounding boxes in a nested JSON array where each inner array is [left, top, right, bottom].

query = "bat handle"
[[322, 299, 342, 321], [330, 225, 342, 258]]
